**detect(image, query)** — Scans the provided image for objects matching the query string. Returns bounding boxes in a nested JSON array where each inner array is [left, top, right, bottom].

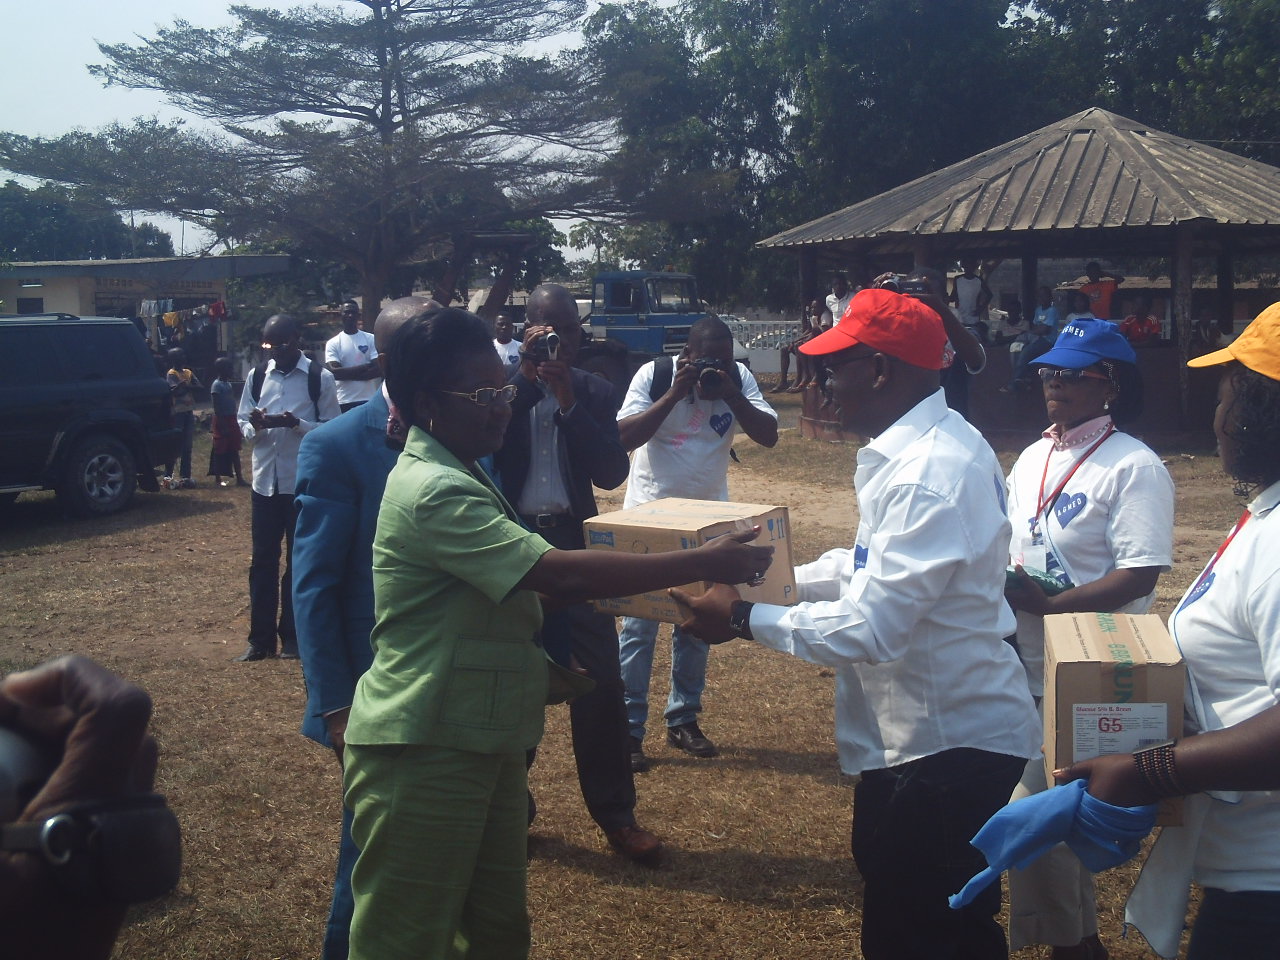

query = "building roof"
[[0, 255, 291, 281], [760, 108, 1280, 258]]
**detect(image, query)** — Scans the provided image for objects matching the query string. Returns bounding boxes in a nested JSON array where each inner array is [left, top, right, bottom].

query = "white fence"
[[725, 318, 803, 374]]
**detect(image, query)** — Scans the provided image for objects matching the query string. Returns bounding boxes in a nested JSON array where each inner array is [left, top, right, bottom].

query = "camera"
[[524, 331, 560, 363], [691, 357, 724, 390], [877, 274, 929, 296]]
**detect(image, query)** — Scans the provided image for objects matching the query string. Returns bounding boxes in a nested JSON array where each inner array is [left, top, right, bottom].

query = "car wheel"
[[57, 434, 137, 518]]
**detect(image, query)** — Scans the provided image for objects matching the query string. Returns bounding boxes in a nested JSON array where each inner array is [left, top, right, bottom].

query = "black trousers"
[[852, 747, 1026, 960], [247, 490, 297, 655], [528, 520, 637, 833]]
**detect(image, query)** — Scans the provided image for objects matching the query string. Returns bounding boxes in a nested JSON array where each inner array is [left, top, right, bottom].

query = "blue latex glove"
[[949, 778, 1157, 909]]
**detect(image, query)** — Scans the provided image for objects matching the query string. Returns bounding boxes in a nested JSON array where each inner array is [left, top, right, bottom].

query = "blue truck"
[[577, 270, 710, 397]]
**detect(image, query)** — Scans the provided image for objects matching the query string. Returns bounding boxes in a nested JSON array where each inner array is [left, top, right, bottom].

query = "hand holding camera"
[[520, 327, 574, 410]]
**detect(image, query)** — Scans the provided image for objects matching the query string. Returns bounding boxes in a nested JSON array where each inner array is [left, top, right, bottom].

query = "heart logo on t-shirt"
[[1054, 492, 1087, 527], [358, 344, 369, 354], [710, 412, 733, 437]]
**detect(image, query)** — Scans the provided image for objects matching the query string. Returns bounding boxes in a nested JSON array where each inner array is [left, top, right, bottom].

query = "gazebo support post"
[[1021, 253, 1038, 322], [1173, 225, 1195, 426], [1216, 251, 1236, 336], [799, 248, 817, 303]]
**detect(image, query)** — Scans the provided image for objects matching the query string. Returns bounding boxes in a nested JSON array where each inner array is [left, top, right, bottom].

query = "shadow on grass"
[[0, 489, 238, 552], [528, 832, 859, 909]]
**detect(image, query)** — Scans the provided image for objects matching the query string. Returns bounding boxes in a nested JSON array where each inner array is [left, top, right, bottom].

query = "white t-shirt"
[[749, 389, 1039, 774], [618, 360, 776, 507], [324, 330, 380, 406], [1006, 421, 1174, 695], [494, 338, 521, 373], [954, 274, 986, 326], [1167, 479, 1280, 893], [825, 291, 853, 325]]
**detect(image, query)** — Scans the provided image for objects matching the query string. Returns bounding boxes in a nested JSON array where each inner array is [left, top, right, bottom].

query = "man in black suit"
[[494, 283, 662, 866]]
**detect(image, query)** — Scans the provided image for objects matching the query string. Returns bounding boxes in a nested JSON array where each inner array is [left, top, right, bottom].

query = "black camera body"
[[690, 357, 724, 390], [524, 331, 560, 364], [878, 274, 929, 296]]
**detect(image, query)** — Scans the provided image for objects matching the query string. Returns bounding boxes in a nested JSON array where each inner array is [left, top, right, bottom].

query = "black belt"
[[522, 513, 575, 530]]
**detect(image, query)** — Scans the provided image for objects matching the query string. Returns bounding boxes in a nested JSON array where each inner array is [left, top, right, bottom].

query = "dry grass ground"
[[0, 388, 1239, 959]]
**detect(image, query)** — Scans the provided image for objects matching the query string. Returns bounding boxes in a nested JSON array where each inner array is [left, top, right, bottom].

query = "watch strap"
[[730, 600, 755, 640]]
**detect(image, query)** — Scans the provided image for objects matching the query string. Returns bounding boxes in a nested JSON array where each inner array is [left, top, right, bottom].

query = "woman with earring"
[[1001, 318, 1175, 959], [341, 307, 773, 960]]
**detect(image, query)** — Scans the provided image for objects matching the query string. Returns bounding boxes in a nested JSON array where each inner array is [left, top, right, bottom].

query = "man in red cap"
[[675, 286, 1039, 960]]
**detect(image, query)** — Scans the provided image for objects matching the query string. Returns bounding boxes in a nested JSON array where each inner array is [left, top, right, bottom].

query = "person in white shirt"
[[235, 314, 340, 662], [674, 288, 1039, 960], [825, 272, 853, 326], [616, 317, 778, 769], [1057, 302, 1280, 960], [492, 311, 522, 375], [325, 300, 381, 412], [1003, 318, 1174, 958]]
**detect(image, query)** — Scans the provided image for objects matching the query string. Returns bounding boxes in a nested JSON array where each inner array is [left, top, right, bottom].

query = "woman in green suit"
[[344, 308, 772, 960]]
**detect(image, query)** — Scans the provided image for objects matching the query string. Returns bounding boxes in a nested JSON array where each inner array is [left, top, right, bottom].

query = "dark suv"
[[0, 314, 181, 517]]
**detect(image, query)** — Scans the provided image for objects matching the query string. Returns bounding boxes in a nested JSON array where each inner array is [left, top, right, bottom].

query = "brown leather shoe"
[[605, 824, 663, 867]]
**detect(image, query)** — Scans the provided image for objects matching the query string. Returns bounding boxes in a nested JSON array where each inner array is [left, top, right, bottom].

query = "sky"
[[1, 1, 303, 252], [0, 0, 588, 256]]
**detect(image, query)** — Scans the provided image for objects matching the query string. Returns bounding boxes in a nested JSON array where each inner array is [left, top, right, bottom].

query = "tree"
[[0, 180, 173, 261], [0, 0, 606, 319]]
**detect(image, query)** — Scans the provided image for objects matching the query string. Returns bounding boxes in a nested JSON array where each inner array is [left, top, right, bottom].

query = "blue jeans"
[[618, 616, 709, 740], [1186, 887, 1280, 960], [322, 802, 359, 960]]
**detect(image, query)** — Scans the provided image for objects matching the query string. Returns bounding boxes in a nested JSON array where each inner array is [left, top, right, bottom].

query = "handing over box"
[[583, 498, 796, 624], [1043, 612, 1185, 824]]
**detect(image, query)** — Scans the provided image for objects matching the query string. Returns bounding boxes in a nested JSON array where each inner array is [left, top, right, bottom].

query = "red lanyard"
[[1035, 424, 1116, 527], [1187, 509, 1251, 596]]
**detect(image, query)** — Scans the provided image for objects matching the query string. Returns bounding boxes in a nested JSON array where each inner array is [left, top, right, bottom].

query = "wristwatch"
[[729, 600, 755, 641]]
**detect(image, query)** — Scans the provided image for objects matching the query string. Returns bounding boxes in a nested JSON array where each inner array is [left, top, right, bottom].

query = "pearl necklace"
[[1051, 418, 1113, 451]]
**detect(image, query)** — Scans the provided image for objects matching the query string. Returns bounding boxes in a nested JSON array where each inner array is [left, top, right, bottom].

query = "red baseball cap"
[[800, 288, 947, 370]]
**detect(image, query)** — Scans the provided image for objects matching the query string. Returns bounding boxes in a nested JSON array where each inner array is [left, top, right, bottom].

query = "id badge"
[[1023, 534, 1047, 574]]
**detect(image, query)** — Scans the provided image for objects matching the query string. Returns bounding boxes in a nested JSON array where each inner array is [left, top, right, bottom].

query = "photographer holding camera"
[[617, 317, 778, 770], [494, 284, 668, 865]]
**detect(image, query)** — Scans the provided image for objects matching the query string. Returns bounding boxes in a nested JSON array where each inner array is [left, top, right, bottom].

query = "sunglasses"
[[1037, 367, 1111, 384], [440, 384, 518, 407]]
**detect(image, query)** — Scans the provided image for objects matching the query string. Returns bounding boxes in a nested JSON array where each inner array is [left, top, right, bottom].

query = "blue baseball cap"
[[1032, 318, 1136, 370]]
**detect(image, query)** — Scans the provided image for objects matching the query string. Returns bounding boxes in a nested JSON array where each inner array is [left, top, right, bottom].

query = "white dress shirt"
[[749, 389, 1039, 775], [237, 354, 340, 496]]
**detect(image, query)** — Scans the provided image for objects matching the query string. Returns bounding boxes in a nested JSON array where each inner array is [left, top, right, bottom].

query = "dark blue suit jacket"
[[493, 367, 629, 541], [292, 391, 399, 747]]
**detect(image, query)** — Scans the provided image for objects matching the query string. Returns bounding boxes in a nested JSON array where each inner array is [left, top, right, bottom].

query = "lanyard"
[[1186, 509, 1251, 598], [1034, 424, 1116, 529]]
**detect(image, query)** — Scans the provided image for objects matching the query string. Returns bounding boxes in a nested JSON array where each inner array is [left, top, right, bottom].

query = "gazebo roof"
[[759, 108, 1280, 258]]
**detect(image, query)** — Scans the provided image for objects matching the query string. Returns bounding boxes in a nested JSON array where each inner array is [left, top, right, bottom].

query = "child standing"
[[207, 357, 248, 487], [165, 348, 203, 489]]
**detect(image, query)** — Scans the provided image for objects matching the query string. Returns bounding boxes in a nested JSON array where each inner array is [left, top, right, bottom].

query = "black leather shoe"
[[667, 722, 718, 758], [629, 736, 649, 773], [278, 649, 300, 660], [232, 647, 271, 662]]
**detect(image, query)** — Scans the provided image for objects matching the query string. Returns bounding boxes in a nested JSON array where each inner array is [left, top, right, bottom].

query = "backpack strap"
[[307, 356, 323, 421], [250, 363, 267, 405], [649, 355, 674, 402]]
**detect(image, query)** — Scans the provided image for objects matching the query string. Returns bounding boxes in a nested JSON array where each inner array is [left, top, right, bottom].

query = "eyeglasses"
[[1037, 367, 1111, 384], [440, 384, 518, 407]]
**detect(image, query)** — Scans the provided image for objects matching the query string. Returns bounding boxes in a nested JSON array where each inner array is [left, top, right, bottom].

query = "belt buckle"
[[535, 513, 558, 528]]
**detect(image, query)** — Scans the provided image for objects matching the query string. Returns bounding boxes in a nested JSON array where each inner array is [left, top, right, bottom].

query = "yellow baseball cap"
[[1188, 301, 1280, 380]]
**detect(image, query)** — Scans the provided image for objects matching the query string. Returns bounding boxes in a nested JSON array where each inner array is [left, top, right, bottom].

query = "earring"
[[1103, 401, 1111, 411]]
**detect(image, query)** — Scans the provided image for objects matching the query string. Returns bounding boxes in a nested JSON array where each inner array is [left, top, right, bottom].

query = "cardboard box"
[[1043, 612, 1185, 825], [583, 498, 796, 623]]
